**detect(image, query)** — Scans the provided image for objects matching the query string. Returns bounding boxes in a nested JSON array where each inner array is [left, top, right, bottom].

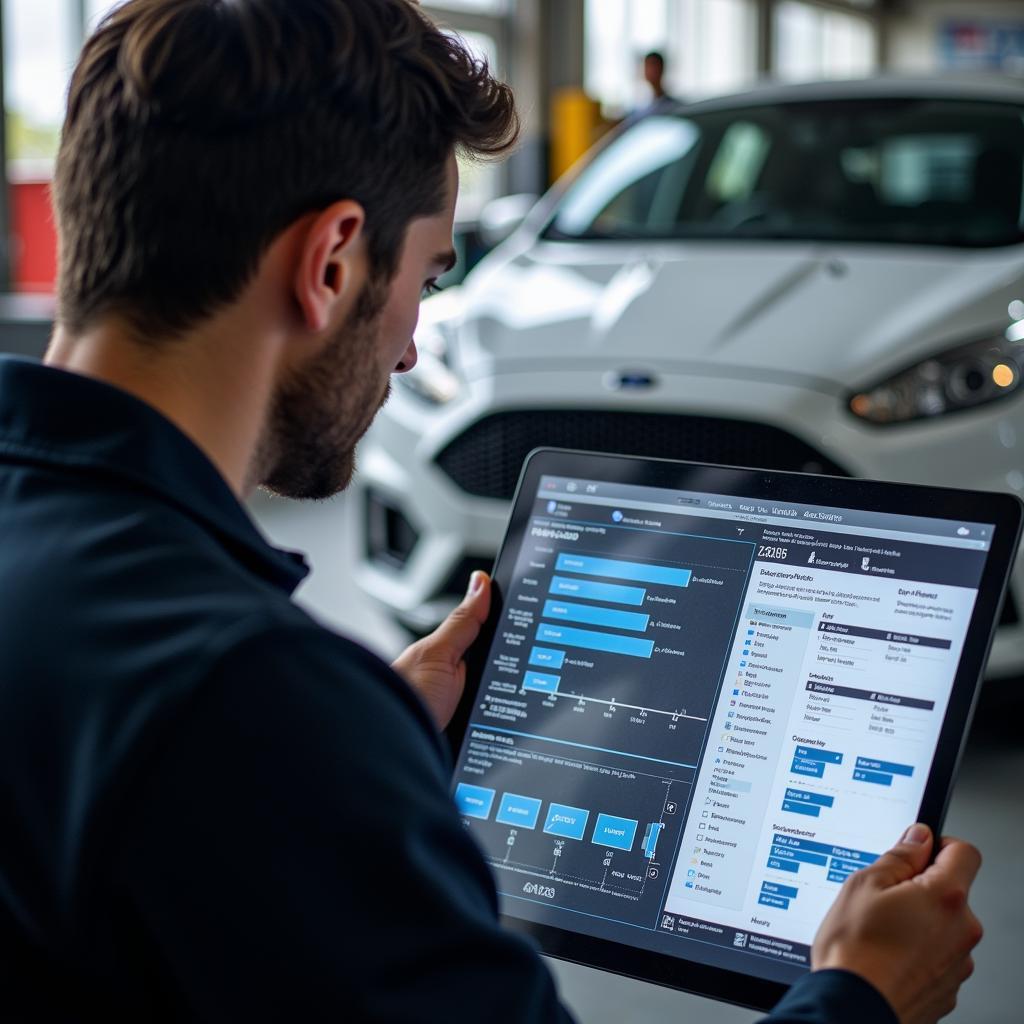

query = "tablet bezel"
[[446, 448, 1022, 1012]]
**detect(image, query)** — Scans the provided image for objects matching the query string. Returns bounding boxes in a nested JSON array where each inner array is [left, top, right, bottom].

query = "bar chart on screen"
[[525, 564, 704, 725], [475, 533, 754, 769]]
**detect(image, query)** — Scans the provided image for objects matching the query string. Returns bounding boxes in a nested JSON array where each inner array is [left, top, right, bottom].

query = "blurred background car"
[[352, 75, 1024, 677]]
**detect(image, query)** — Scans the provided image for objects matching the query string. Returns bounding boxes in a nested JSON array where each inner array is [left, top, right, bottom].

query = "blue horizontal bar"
[[758, 893, 790, 910], [782, 800, 821, 817], [537, 623, 654, 659], [828, 871, 851, 884], [761, 881, 799, 899], [454, 783, 495, 820], [523, 671, 560, 694], [767, 857, 800, 874], [543, 599, 649, 632], [771, 845, 829, 867], [855, 756, 914, 777], [529, 646, 565, 669], [592, 813, 638, 852], [791, 758, 825, 778], [544, 802, 590, 840], [853, 769, 893, 787], [829, 847, 878, 864], [550, 575, 646, 606], [495, 793, 542, 829], [784, 788, 835, 808], [556, 553, 691, 588], [795, 745, 843, 764], [773, 835, 833, 856], [831, 857, 868, 875]]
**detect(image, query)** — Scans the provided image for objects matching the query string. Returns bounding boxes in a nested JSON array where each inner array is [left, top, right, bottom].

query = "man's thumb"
[[865, 823, 933, 888], [461, 570, 490, 619], [429, 571, 491, 656]]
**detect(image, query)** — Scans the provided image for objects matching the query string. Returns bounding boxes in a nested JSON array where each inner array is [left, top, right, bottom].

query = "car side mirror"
[[478, 193, 539, 249]]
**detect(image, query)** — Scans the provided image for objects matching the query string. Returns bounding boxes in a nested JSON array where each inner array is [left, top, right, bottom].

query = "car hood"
[[451, 241, 1024, 391]]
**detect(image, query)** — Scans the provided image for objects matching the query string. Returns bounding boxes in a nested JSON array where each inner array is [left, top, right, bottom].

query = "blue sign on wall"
[[941, 21, 1024, 72]]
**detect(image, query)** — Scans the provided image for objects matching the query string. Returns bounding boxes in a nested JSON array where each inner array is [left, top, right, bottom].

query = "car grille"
[[435, 409, 849, 500]]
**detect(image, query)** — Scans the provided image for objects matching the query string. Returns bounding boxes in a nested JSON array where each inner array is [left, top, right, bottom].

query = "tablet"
[[447, 449, 1022, 1011]]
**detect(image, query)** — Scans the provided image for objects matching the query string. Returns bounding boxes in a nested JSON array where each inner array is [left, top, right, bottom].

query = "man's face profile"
[[261, 157, 459, 501]]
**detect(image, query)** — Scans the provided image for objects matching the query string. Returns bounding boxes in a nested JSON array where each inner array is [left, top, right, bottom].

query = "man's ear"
[[293, 200, 367, 333]]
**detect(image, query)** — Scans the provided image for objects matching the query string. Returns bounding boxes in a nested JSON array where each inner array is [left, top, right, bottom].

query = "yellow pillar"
[[550, 88, 603, 184]]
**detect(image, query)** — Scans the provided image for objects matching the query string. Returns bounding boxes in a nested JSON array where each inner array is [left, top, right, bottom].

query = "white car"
[[353, 75, 1024, 677]]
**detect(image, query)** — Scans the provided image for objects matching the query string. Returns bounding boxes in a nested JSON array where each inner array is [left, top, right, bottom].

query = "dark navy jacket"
[[0, 358, 896, 1022]]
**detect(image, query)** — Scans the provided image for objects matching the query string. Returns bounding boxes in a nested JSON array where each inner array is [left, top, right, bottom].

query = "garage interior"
[[1, 1, 1022, 1021]]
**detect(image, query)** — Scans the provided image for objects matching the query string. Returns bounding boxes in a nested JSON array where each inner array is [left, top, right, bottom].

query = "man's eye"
[[421, 279, 441, 299]]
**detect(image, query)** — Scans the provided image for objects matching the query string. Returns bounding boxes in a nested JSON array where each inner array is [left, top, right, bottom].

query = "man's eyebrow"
[[434, 249, 458, 273]]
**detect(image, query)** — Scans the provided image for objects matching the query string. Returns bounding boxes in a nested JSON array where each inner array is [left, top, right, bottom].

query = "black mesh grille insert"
[[435, 409, 849, 500]]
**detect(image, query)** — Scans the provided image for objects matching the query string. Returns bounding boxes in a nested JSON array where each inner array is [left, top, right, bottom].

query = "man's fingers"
[[864, 823, 933, 888], [934, 835, 982, 877], [919, 838, 982, 897], [926, 837, 982, 888]]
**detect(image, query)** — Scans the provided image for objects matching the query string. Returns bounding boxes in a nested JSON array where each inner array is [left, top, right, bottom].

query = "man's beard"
[[258, 276, 390, 500]]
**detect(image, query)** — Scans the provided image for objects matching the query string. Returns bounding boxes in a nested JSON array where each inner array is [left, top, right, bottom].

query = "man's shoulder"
[[0, 468, 311, 673], [206, 616, 440, 746], [125, 616, 453, 846]]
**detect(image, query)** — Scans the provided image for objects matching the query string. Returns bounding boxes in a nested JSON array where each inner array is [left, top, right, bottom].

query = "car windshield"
[[546, 98, 1024, 248]]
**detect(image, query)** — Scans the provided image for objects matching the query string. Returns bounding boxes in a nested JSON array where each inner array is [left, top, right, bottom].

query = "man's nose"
[[395, 339, 418, 373]]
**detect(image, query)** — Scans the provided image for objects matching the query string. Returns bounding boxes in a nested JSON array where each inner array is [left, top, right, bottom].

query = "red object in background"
[[10, 179, 58, 293]]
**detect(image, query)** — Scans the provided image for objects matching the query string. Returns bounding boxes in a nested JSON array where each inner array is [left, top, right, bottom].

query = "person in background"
[[0, 2, 981, 1022], [625, 49, 680, 125], [644, 50, 675, 104]]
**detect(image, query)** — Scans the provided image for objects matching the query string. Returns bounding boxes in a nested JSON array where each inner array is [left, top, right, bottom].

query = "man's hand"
[[392, 571, 491, 730], [812, 823, 983, 1024]]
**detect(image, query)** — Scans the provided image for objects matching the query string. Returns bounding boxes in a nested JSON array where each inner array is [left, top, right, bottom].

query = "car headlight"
[[849, 331, 1022, 425], [395, 319, 464, 406]]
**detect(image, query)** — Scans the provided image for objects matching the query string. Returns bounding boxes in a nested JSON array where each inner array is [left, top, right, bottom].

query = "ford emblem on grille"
[[604, 370, 658, 391]]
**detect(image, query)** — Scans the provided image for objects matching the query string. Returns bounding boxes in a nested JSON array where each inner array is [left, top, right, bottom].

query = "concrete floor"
[[252, 489, 1024, 1024]]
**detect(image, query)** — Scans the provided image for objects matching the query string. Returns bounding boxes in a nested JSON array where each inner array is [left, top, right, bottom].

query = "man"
[[0, 2, 981, 1021], [625, 50, 679, 126], [643, 50, 675, 105]]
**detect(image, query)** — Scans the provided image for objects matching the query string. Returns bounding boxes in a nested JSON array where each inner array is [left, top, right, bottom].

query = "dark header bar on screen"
[[538, 476, 993, 550]]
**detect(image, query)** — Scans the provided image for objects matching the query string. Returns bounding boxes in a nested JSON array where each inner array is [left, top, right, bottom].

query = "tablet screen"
[[451, 466, 998, 986]]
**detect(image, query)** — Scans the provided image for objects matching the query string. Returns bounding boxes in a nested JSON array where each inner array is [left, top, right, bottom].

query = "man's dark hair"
[[644, 50, 665, 69], [54, 0, 519, 339]]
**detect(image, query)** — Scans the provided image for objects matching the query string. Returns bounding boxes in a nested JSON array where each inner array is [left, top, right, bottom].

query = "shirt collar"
[[0, 357, 310, 594]]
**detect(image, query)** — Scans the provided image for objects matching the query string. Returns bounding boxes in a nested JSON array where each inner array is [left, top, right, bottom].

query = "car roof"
[[672, 74, 1024, 115]]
